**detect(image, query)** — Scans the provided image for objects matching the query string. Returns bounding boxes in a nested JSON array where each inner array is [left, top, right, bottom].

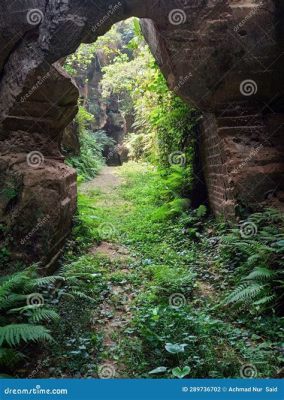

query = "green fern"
[[253, 295, 276, 306], [28, 308, 60, 324], [71, 290, 96, 303], [0, 347, 24, 367], [0, 294, 27, 311], [0, 268, 61, 370], [0, 324, 52, 347], [226, 283, 264, 305], [26, 275, 65, 290], [0, 272, 30, 298], [223, 209, 283, 313], [244, 267, 275, 281]]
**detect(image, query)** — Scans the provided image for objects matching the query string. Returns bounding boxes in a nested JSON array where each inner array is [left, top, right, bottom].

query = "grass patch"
[[65, 162, 283, 378]]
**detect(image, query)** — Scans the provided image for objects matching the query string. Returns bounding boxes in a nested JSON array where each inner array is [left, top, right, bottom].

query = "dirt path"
[[83, 166, 135, 378], [81, 166, 122, 194]]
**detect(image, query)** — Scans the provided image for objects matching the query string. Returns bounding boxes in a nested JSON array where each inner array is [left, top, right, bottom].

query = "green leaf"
[[165, 343, 188, 354], [0, 324, 52, 347], [172, 366, 191, 379], [149, 367, 168, 374]]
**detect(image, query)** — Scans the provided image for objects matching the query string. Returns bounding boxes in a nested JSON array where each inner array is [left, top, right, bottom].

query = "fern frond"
[[24, 276, 65, 291], [29, 308, 60, 324], [72, 291, 96, 302], [226, 283, 264, 304], [0, 347, 24, 367], [0, 294, 27, 311], [253, 295, 275, 306], [246, 254, 263, 266], [0, 324, 52, 347], [0, 272, 29, 298], [7, 304, 40, 314], [244, 267, 275, 282]]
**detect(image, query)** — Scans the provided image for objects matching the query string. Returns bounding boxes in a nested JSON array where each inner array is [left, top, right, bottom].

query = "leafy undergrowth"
[[85, 162, 283, 379], [17, 162, 283, 378]]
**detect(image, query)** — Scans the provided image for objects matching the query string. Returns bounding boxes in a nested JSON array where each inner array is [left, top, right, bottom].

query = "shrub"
[[0, 269, 60, 370], [222, 209, 284, 314]]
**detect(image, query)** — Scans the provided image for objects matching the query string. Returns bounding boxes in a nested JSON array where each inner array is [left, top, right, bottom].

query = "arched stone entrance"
[[0, 0, 283, 265]]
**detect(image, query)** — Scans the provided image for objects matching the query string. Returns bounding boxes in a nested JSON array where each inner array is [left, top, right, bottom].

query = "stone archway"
[[0, 0, 283, 266]]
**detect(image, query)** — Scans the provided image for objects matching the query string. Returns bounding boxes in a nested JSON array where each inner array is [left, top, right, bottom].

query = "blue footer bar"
[[1, 379, 283, 400]]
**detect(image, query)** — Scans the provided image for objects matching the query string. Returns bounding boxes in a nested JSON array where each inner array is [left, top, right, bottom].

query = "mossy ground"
[[24, 163, 283, 379]]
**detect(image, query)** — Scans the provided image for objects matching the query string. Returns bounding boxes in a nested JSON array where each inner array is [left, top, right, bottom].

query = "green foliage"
[[102, 49, 198, 165], [0, 348, 23, 368], [145, 264, 195, 300], [66, 106, 114, 182], [66, 129, 113, 181], [0, 269, 59, 370], [222, 209, 284, 313], [64, 20, 134, 76], [11, 19, 281, 379], [100, 21, 198, 172], [71, 163, 282, 378], [0, 324, 52, 347], [28, 308, 60, 324], [76, 106, 94, 132], [71, 192, 99, 250]]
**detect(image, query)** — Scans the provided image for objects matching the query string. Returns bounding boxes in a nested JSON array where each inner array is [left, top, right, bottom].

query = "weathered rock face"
[[69, 51, 128, 165], [141, 1, 284, 217], [0, 0, 283, 265]]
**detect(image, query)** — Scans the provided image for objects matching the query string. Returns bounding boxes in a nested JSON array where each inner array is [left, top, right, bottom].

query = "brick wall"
[[200, 113, 235, 219], [199, 107, 284, 218]]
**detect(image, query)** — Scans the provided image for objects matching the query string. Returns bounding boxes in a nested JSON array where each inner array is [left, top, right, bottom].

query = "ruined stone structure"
[[0, 0, 283, 264]]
